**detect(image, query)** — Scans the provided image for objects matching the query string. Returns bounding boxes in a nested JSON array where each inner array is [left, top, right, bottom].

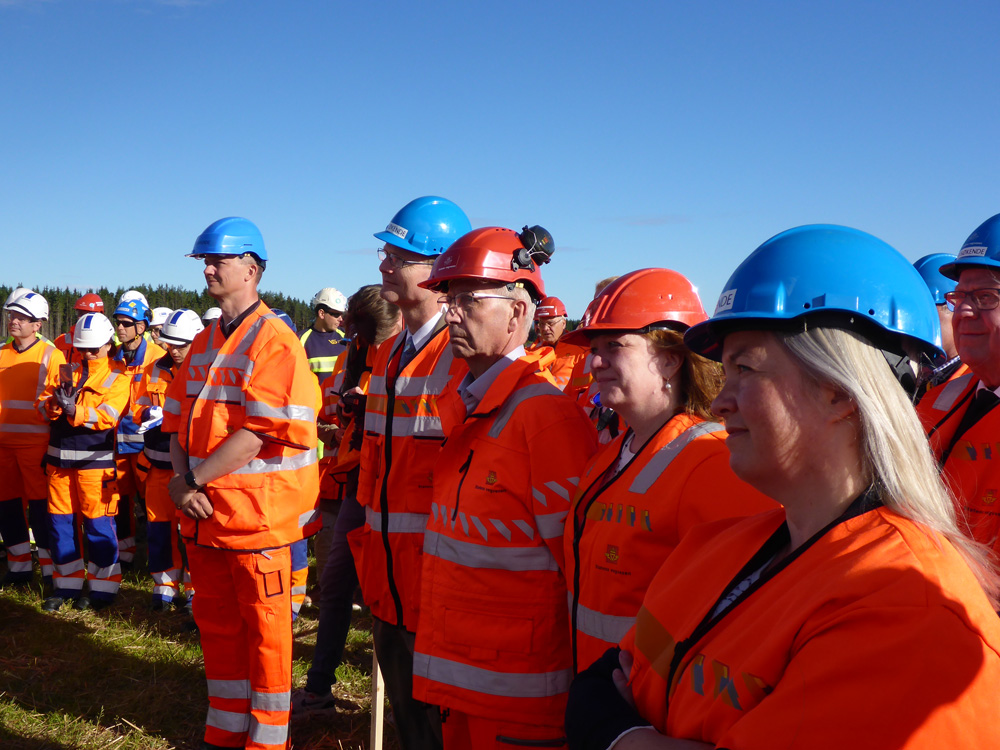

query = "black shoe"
[[148, 599, 172, 612], [73, 596, 92, 611], [42, 596, 67, 612], [89, 598, 113, 611]]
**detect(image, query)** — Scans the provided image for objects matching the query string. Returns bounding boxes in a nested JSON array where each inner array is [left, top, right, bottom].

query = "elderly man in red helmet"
[[529, 296, 588, 391], [412, 226, 598, 750]]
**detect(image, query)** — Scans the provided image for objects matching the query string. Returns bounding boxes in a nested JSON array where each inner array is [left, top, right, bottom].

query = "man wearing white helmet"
[[40, 312, 131, 611], [300, 287, 348, 383], [132, 309, 203, 611], [202, 307, 222, 324], [0, 291, 65, 586], [149, 307, 172, 345]]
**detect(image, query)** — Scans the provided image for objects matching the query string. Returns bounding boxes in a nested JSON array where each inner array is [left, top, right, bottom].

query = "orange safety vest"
[[413, 353, 599, 723], [54, 330, 73, 356], [43, 356, 130, 470], [917, 371, 1000, 555], [619, 505, 1000, 748], [319, 343, 376, 496], [565, 413, 776, 673], [565, 350, 594, 401], [0, 338, 65, 447], [132, 354, 175, 470], [348, 323, 466, 629], [162, 304, 321, 551], [112, 336, 166, 455]]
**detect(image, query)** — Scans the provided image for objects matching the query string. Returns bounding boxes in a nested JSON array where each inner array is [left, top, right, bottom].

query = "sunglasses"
[[114, 319, 138, 328]]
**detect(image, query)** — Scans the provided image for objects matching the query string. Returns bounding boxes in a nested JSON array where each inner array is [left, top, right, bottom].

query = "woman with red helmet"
[[561, 268, 774, 675]]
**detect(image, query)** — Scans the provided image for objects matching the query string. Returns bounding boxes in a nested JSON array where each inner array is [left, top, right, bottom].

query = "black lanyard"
[[662, 488, 882, 717]]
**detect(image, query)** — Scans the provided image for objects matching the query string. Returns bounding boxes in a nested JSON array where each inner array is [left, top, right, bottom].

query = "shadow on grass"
[[0, 592, 206, 749], [0, 724, 79, 750]]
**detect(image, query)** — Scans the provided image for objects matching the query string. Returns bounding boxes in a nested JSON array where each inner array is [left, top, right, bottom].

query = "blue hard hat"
[[188, 217, 267, 262], [912, 253, 957, 305], [684, 224, 944, 363], [269, 307, 297, 333], [113, 298, 152, 323], [940, 212, 1000, 280], [374, 196, 472, 257]]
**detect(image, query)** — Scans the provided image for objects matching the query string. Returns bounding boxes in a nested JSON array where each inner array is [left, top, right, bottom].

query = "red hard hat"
[[75, 293, 105, 313], [562, 268, 707, 346], [535, 296, 567, 320], [419, 226, 553, 299]]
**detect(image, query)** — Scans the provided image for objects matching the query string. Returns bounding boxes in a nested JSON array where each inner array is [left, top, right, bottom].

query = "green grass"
[[0, 562, 398, 749]]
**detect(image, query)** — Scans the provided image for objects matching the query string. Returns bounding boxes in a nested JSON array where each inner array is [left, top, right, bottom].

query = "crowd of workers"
[[2, 198, 1000, 749]]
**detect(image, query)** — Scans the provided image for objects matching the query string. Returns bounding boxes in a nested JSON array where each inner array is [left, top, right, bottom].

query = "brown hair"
[[347, 285, 400, 347], [645, 328, 723, 422]]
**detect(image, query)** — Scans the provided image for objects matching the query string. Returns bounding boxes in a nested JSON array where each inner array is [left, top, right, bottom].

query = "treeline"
[[1, 284, 313, 339]]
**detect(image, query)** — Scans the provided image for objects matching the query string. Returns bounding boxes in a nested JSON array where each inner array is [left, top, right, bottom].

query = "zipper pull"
[[452, 449, 474, 521]]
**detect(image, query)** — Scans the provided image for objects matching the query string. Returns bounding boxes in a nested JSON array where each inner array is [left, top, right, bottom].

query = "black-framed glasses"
[[377, 248, 434, 269], [114, 319, 138, 328], [943, 288, 1000, 311]]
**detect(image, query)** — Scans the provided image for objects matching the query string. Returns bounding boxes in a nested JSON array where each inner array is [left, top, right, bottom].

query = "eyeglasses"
[[114, 319, 138, 328], [193, 253, 241, 262], [943, 288, 1000, 311], [377, 248, 434, 269], [77, 346, 101, 354], [438, 291, 515, 314]]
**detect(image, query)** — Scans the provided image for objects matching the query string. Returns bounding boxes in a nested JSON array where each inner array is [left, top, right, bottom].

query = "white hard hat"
[[73, 313, 116, 348], [119, 290, 150, 309], [159, 309, 204, 345], [202, 307, 223, 322], [4, 287, 31, 308], [5, 290, 49, 321], [311, 287, 348, 313], [151, 307, 172, 327]]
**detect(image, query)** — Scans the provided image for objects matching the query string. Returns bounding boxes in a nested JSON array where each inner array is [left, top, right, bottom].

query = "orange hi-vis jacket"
[[413, 353, 599, 724], [320, 343, 376, 491], [349, 323, 467, 630], [132, 354, 175, 470], [112, 336, 166, 456], [528, 340, 588, 391], [162, 304, 321, 551], [565, 350, 594, 401], [43, 356, 130, 470], [917, 372, 1000, 555], [317, 347, 349, 501], [565, 414, 775, 673], [618, 501, 1000, 749], [0, 338, 65, 447]]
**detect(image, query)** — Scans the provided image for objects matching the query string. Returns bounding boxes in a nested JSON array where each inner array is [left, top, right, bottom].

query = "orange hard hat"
[[534, 296, 567, 320], [420, 225, 554, 300], [75, 293, 105, 313], [562, 268, 707, 345]]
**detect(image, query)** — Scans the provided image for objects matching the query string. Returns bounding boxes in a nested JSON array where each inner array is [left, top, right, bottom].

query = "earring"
[[665, 382, 672, 391]]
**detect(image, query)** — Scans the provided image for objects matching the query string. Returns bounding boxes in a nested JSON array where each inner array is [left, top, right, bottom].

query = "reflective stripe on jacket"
[[0, 338, 65, 447], [917, 372, 1000, 555], [620, 508, 1000, 748], [44, 356, 129, 470], [300, 327, 346, 382], [161, 304, 321, 551], [413, 352, 598, 723], [565, 414, 775, 673], [348, 323, 466, 629]]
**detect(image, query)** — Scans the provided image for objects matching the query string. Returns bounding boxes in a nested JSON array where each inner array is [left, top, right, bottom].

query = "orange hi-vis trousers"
[[114, 452, 144, 564], [142, 465, 185, 606], [46, 466, 121, 602], [188, 544, 293, 750]]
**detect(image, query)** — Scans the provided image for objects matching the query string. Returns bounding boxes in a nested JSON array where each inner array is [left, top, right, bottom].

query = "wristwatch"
[[184, 470, 203, 491]]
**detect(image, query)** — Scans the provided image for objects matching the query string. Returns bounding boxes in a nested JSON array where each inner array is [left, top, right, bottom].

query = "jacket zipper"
[[452, 449, 474, 521]]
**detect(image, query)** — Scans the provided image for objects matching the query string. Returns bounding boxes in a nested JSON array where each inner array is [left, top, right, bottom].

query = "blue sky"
[[2, 0, 999, 319]]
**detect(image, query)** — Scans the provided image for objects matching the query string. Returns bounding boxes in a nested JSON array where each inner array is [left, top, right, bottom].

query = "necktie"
[[399, 338, 418, 370]]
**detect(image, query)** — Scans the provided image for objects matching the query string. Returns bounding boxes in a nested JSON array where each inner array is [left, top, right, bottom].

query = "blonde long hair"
[[782, 327, 1000, 609]]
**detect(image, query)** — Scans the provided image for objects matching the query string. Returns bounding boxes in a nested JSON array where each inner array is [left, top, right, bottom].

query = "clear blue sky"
[[3, 0, 999, 319]]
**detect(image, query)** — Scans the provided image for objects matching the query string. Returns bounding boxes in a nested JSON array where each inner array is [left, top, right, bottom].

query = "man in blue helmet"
[[913, 253, 964, 400], [338, 197, 470, 750], [111, 296, 166, 570], [164, 217, 321, 750], [919, 212, 1000, 562]]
